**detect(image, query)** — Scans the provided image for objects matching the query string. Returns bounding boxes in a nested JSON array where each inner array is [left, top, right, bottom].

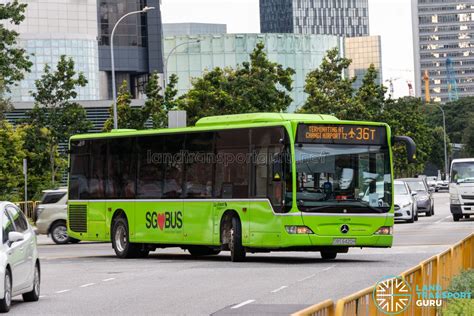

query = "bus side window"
[[215, 129, 250, 198], [89, 140, 107, 199], [107, 138, 136, 199], [162, 134, 185, 199], [69, 140, 90, 200], [184, 132, 214, 198], [137, 136, 165, 199], [251, 127, 287, 211]]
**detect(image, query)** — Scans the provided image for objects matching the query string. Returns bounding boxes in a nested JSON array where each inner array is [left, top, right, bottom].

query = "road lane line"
[[231, 300, 255, 309], [271, 286, 288, 293], [55, 289, 71, 294], [80, 283, 95, 288], [435, 215, 452, 224], [322, 265, 335, 272], [102, 278, 115, 282], [298, 274, 316, 282]]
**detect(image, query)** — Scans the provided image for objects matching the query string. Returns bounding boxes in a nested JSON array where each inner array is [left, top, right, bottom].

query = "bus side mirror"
[[272, 153, 284, 182], [392, 136, 417, 163]]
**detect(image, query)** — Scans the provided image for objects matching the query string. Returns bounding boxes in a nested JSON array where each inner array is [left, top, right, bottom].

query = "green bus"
[[67, 113, 415, 261]]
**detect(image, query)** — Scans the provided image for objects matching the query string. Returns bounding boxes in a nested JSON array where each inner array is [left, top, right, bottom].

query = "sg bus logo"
[[146, 211, 183, 230]]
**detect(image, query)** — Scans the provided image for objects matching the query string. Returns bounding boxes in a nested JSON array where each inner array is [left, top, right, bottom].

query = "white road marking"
[[435, 215, 452, 224], [271, 285, 288, 293], [39, 295, 46, 298], [322, 265, 335, 272], [298, 274, 316, 282], [80, 283, 95, 288], [55, 289, 71, 294], [231, 300, 256, 309], [102, 278, 115, 282]]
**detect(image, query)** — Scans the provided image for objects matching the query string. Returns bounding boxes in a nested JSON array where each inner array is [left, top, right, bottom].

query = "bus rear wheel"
[[188, 246, 221, 256], [229, 217, 246, 262], [112, 217, 149, 259]]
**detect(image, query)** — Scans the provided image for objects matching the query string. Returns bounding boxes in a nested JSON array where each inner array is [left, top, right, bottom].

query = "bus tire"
[[188, 246, 221, 256], [112, 216, 142, 258], [229, 217, 246, 262], [320, 251, 337, 260]]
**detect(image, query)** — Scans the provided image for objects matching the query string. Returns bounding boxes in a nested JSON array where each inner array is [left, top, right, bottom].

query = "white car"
[[35, 188, 78, 244], [0, 202, 40, 312], [394, 180, 418, 223]]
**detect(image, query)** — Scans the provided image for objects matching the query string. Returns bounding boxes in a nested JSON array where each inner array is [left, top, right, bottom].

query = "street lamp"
[[110, 6, 155, 130], [163, 39, 201, 88], [434, 104, 449, 178]]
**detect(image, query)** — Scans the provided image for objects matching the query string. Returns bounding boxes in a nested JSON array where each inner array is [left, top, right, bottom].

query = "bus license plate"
[[332, 238, 356, 246]]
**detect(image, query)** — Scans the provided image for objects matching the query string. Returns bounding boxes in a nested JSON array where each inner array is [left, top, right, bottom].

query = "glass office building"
[[344, 36, 383, 90], [6, 0, 100, 102], [164, 33, 342, 112], [260, 0, 369, 37], [412, 0, 474, 102]]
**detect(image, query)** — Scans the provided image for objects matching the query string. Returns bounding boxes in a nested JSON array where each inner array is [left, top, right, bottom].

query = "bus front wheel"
[[320, 251, 337, 260], [229, 217, 246, 262], [112, 217, 149, 259]]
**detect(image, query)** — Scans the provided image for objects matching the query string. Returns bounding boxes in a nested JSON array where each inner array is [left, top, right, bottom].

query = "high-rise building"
[[97, 0, 163, 100], [164, 33, 342, 112], [260, 0, 369, 37], [6, 0, 163, 102], [411, 0, 474, 102], [344, 36, 383, 90], [163, 23, 227, 36]]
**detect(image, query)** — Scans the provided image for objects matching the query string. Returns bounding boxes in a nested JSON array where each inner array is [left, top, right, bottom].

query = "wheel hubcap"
[[5, 275, 10, 306], [34, 267, 40, 297], [53, 225, 68, 242], [115, 226, 127, 253]]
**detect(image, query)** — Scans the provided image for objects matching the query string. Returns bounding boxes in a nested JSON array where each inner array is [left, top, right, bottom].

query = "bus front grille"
[[69, 205, 87, 233]]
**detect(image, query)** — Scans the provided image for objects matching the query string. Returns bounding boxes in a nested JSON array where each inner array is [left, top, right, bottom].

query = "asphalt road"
[[11, 192, 473, 315]]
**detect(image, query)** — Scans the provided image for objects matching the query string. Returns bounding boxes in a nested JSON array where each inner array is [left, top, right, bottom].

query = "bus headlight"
[[374, 226, 392, 235], [285, 226, 314, 234]]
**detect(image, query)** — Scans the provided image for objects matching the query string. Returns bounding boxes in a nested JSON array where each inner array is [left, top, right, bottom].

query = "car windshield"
[[406, 181, 425, 191], [294, 144, 392, 213], [395, 183, 408, 195], [451, 162, 474, 183]]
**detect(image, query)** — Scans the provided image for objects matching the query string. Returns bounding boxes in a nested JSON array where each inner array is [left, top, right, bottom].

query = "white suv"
[[35, 188, 79, 245]]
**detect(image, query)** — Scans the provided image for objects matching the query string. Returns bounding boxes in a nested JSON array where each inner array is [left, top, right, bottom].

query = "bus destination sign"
[[297, 124, 387, 145]]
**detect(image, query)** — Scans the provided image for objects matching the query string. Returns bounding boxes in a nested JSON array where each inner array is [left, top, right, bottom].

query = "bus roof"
[[195, 113, 338, 126], [70, 112, 389, 140]]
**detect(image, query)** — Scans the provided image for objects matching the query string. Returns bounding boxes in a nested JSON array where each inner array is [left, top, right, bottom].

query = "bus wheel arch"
[[220, 210, 246, 262], [110, 209, 149, 259]]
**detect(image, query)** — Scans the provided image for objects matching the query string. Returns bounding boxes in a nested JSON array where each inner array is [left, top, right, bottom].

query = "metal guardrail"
[[293, 233, 474, 316], [14, 201, 40, 220]]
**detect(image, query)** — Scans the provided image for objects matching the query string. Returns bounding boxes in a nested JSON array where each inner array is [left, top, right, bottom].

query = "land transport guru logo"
[[372, 275, 472, 314], [373, 276, 412, 315]]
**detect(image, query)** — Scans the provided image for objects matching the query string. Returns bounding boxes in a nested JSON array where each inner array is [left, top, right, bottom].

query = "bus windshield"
[[451, 162, 474, 183], [294, 144, 392, 213]]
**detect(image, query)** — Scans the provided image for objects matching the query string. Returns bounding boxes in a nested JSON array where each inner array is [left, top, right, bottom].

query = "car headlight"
[[418, 196, 429, 201]]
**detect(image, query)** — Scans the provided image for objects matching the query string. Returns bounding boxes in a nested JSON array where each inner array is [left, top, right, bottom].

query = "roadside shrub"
[[442, 269, 474, 315]]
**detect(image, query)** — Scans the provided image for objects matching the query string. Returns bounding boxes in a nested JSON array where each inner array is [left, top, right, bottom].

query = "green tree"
[[0, 120, 25, 201], [16, 124, 65, 200], [0, 80, 12, 120], [356, 64, 387, 120], [461, 114, 474, 157], [300, 48, 364, 119], [103, 81, 148, 131], [181, 43, 295, 125], [146, 73, 181, 129], [27, 55, 92, 184], [0, 0, 32, 89], [380, 97, 433, 177]]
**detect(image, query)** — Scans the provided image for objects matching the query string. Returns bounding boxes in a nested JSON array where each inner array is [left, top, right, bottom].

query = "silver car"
[[0, 202, 40, 312]]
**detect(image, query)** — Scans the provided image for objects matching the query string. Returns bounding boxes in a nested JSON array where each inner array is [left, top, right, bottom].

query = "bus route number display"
[[297, 124, 387, 145]]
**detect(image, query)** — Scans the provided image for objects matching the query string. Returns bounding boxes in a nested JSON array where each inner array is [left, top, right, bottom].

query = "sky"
[[161, 0, 415, 98]]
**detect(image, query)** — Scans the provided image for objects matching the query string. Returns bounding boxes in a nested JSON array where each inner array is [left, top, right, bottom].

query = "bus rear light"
[[374, 226, 392, 235], [285, 226, 314, 234]]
